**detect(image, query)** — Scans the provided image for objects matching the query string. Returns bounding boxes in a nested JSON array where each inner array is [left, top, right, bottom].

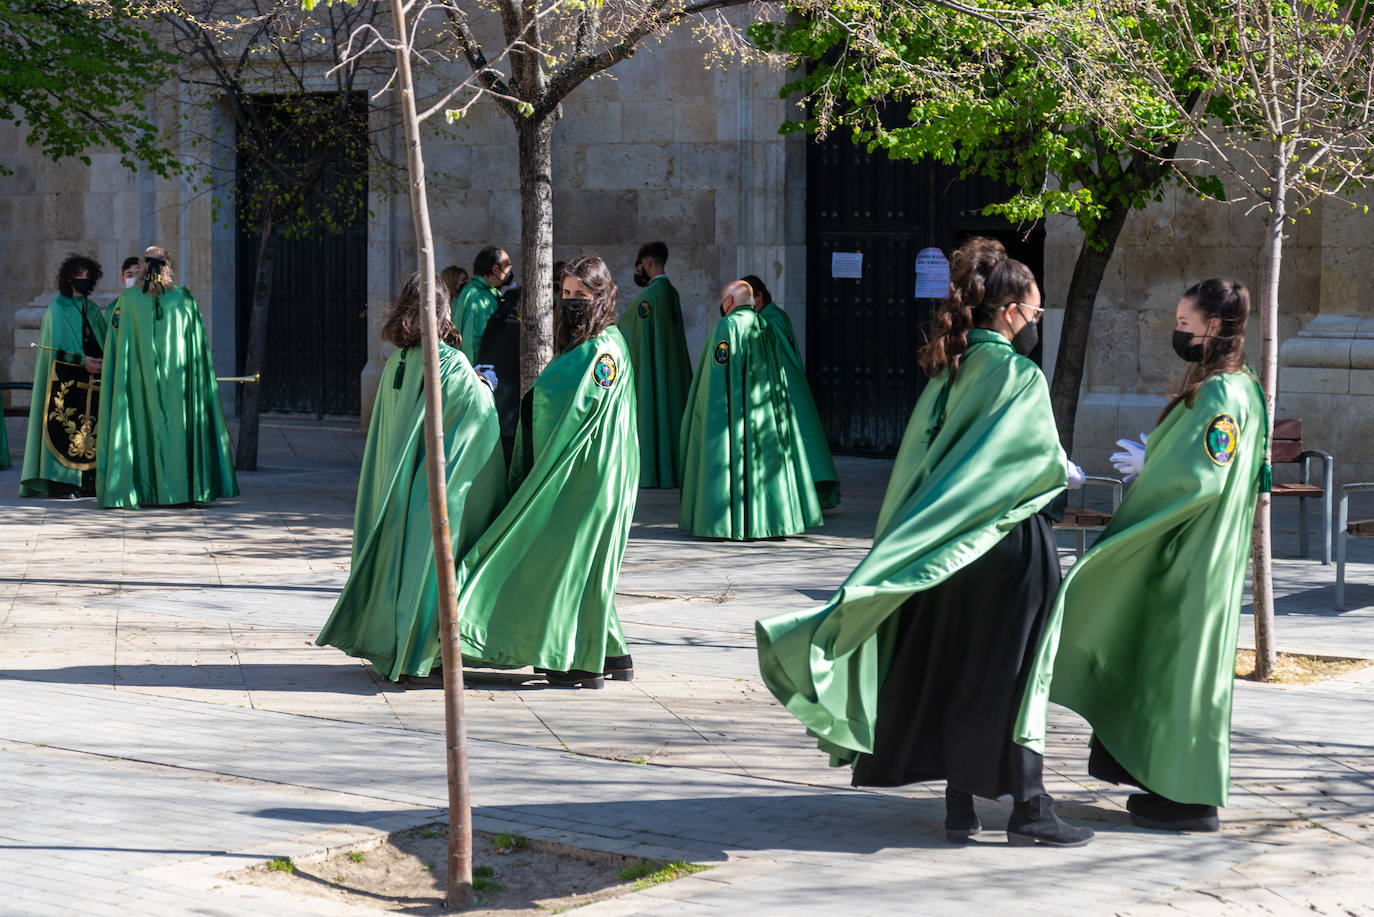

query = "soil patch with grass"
[[234, 826, 708, 915], [1235, 649, 1374, 684]]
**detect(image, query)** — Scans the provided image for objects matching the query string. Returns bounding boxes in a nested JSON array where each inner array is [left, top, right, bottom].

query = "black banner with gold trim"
[[43, 359, 100, 471]]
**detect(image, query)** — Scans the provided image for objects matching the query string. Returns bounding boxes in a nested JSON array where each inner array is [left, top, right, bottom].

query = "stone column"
[[10, 294, 53, 410], [1276, 194, 1373, 483]]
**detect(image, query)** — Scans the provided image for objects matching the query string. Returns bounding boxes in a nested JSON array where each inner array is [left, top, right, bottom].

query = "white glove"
[[1109, 433, 1148, 483], [474, 363, 498, 391], [1065, 458, 1085, 490]]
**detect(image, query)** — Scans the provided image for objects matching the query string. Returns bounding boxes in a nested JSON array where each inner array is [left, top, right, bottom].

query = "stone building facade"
[[1, 19, 1371, 484], [1044, 183, 1374, 484], [0, 24, 804, 431]]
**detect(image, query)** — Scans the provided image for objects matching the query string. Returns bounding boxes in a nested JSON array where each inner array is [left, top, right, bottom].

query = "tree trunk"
[[516, 114, 556, 393], [1049, 197, 1133, 453], [234, 213, 277, 471], [387, 0, 473, 908], [1251, 144, 1286, 682]]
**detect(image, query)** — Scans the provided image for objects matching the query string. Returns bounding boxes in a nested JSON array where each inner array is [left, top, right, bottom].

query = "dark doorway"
[[235, 94, 369, 417], [806, 135, 1044, 455]]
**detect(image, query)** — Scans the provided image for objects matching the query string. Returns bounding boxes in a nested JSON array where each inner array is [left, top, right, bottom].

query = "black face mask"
[[560, 297, 593, 318], [1011, 318, 1039, 356], [71, 277, 95, 296], [633, 269, 650, 288], [1172, 329, 1207, 363]]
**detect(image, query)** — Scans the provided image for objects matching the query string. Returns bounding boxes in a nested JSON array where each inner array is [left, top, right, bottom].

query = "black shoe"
[[603, 654, 634, 681], [544, 669, 605, 689], [944, 787, 981, 843], [1126, 792, 1219, 832], [1007, 795, 1094, 847]]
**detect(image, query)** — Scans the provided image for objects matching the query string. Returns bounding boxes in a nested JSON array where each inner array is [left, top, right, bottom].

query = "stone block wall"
[[1044, 179, 1327, 477], [413, 33, 802, 392], [1, 27, 802, 430]]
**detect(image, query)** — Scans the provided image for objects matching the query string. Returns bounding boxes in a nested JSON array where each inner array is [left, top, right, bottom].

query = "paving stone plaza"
[[3, 417, 1374, 916]]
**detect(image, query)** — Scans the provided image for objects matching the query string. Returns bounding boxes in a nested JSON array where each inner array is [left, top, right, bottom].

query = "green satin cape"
[[315, 345, 508, 680], [456, 326, 640, 672], [679, 308, 823, 540], [20, 295, 108, 493], [756, 330, 1067, 764], [617, 276, 692, 488], [1016, 371, 1266, 805], [759, 303, 799, 357], [453, 277, 501, 363], [758, 307, 840, 510], [96, 286, 239, 509]]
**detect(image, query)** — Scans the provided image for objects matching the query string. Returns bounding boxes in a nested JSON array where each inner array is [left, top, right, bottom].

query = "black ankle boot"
[[944, 787, 981, 843], [603, 654, 634, 681], [1007, 794, 1094, 847], [1127, 793, 1219, 832], [543, 669, 605, 689]]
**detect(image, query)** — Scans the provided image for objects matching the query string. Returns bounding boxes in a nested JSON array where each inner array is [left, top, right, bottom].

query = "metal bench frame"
[[1057, 474, 1124, 559], [1270, 418, 1334, 565], [1335, 482, 1374, 610]]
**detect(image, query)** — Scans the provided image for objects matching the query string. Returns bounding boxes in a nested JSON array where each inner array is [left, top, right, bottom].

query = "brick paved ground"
[[2, 415, 1373, 915]]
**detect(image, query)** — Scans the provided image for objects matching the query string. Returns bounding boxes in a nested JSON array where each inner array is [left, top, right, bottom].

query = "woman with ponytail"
[[758, 237, 1093, 848], [1018, 279, 1268, 833]]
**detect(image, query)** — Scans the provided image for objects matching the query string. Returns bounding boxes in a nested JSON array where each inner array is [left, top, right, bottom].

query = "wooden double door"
[[806, 136, 1044, 455]]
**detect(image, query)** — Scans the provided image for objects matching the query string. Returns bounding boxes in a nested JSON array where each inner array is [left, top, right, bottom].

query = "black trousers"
[[852, 513, 1059, 802]]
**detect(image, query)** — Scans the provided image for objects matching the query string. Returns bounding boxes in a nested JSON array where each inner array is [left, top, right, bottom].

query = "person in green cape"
[[316, 274, 507, 681], [109, 257, 140, 316], [20, 254, 109, 496], [96, 246, 239, 509], [619, 241, 692, 488], [743, 274, 799, 357], [679, 281, 824, 540], [744, 273, 840, 510], [1016, 279, 1266, 834], [441, 264, 469, 308], [456, 255, 640, 689], [756, 238, 1093, 848], [452, 246, 509, 362]]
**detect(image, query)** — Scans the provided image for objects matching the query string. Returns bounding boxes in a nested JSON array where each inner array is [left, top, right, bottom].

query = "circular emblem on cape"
[[637, 299, 652, 319], [593, 352, 617, 388], [111, 308, 119, 329], [1205, 414, 1239, 466], [713, 340, 730, 365]]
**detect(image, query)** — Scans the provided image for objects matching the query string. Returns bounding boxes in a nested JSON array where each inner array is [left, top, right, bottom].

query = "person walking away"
[[757, 237, 1093, 847], [679, 280, 824, 540], [316, 273, 507, 681]]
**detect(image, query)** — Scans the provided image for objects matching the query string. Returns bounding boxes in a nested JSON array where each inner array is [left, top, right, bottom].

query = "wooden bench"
[[1056, 475, 1123, 558], [1270, 418, 1333, 564]]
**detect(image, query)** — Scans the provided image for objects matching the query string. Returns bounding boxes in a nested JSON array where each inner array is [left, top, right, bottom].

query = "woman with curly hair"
[[316, 273, 507, 682], [20, 254, 109, 495], [456, 255, 640, 689], [757, 237, 1093, 847]]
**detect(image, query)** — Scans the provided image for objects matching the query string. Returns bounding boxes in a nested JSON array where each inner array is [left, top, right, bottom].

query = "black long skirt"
[[852, 512, 1060, 800]]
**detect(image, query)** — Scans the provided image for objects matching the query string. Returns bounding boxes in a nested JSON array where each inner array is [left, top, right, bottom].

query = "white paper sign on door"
[[914, 247, 951, 299], [830, 252, 863, 279]]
